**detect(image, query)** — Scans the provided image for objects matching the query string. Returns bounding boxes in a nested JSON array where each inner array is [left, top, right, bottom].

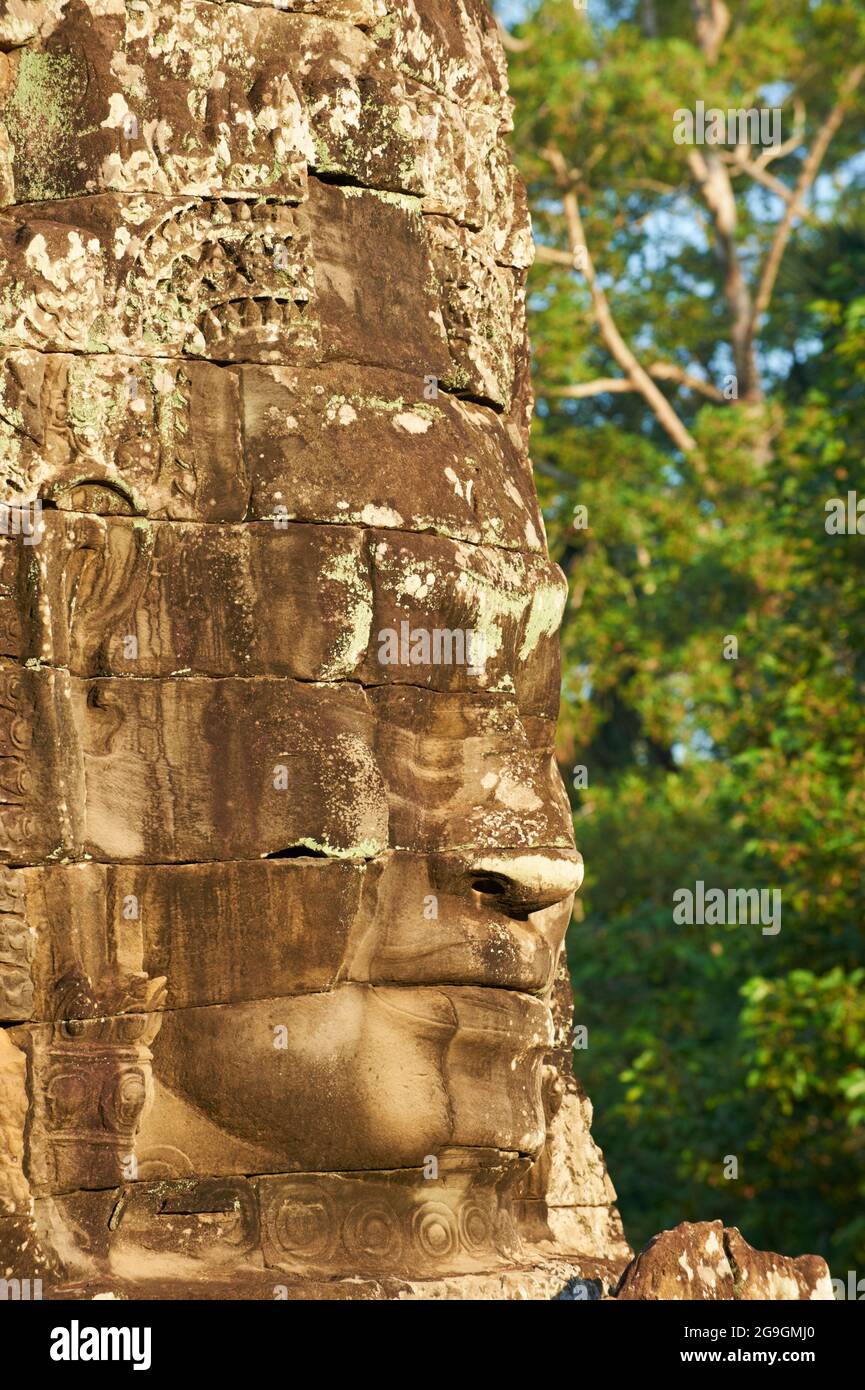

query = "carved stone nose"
[[467, 850, 584, 917]]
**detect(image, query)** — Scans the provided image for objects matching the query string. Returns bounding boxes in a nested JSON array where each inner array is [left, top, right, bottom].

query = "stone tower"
[[0, 0, 629, 1298]]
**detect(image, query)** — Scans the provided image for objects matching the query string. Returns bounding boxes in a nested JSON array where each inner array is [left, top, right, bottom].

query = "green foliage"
[[498, 0, 865, 1268]]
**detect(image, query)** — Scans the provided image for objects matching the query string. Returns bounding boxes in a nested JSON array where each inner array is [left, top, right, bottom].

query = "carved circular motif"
[[136, 1146, 195, 1180], [269, 1186, 336, 1261], [115, 1014, 151, 1044], [201, 1183, 254, 1248], [45, 1071, 88, 1127], [458, 1201, 492, 1254], [411, 1201, 458, 1260], [101, 1068, 147, 1130], [60, 1018, 87, 1039], [10, 714, 32, 751], [343, 1202, 402, 1267], [5, 761, 32, 795]]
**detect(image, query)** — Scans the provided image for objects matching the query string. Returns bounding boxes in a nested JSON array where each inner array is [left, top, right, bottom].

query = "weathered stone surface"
[[4, 847, 582, 1022], [0, 1211, 57, 1294], [0, 185, 524, 393], [427, 213, 526, 406], [723, 1227, 835, 1301], [0, 1026, 28, 1212], [1, 511, 563, 710], [616, 1221, 736, 1302], [0, 354, 543, 541], [0, 193, 320, 362], [0, 666, 574, 863], [352, 848, 581, 992], [0, 0, 529, 261], [370, 685, 570, 851], [0, 864, 31, 1021], [0, 0, 311, 203], [3, 666, 388, 862], [255, 1161, 525, 1279], [33, 1175, 616, 1299], [0, 351, 246, 520], [514, 1072, 630, 1266], [3, 858, 361, 1020], [4, 513, 374, 681], [241, 363, 544, 547], [11, 984, 552, 1191], [0, 665, 84, 864], [0, 0, 633, 1300], [616, 1221, 834, 1301]]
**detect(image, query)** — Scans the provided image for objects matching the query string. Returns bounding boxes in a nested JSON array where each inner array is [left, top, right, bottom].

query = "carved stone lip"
[[363, 981, 553, 1033], [140, 984, 553, 1166]]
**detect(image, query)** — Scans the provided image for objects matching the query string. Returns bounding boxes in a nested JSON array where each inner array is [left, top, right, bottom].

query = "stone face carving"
[[0, 0, 831, 1305], [0, 0, 630, 1297]]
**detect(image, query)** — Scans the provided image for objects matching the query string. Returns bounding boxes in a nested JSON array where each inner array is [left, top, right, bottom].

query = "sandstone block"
[[616, 1220, 834, 1301]]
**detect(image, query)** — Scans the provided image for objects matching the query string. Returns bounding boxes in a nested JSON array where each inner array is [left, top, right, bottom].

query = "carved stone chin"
[[0, 0, 630, 1299]]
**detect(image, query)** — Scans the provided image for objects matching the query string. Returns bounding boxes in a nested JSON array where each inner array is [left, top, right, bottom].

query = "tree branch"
[[495, 17, 530, 53], [543, 378, 634, 399], [750, 65, 865, 335], [722, 147, 795, 205], [688, 148, 761, 398], [752, 99, 806, 169], [641, 0, 659, 39], [690, 0, 730, 63], [534, 244, 581, 269], [648, 362, 726, 401], [541, 363, 726, 403], [532, 458, 577, 486], [542, 145, 698, 454], [719, 99, 806, 204]]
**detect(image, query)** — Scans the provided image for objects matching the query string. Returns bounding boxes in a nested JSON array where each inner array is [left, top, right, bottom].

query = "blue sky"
[[494, 0, 531, 24]]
